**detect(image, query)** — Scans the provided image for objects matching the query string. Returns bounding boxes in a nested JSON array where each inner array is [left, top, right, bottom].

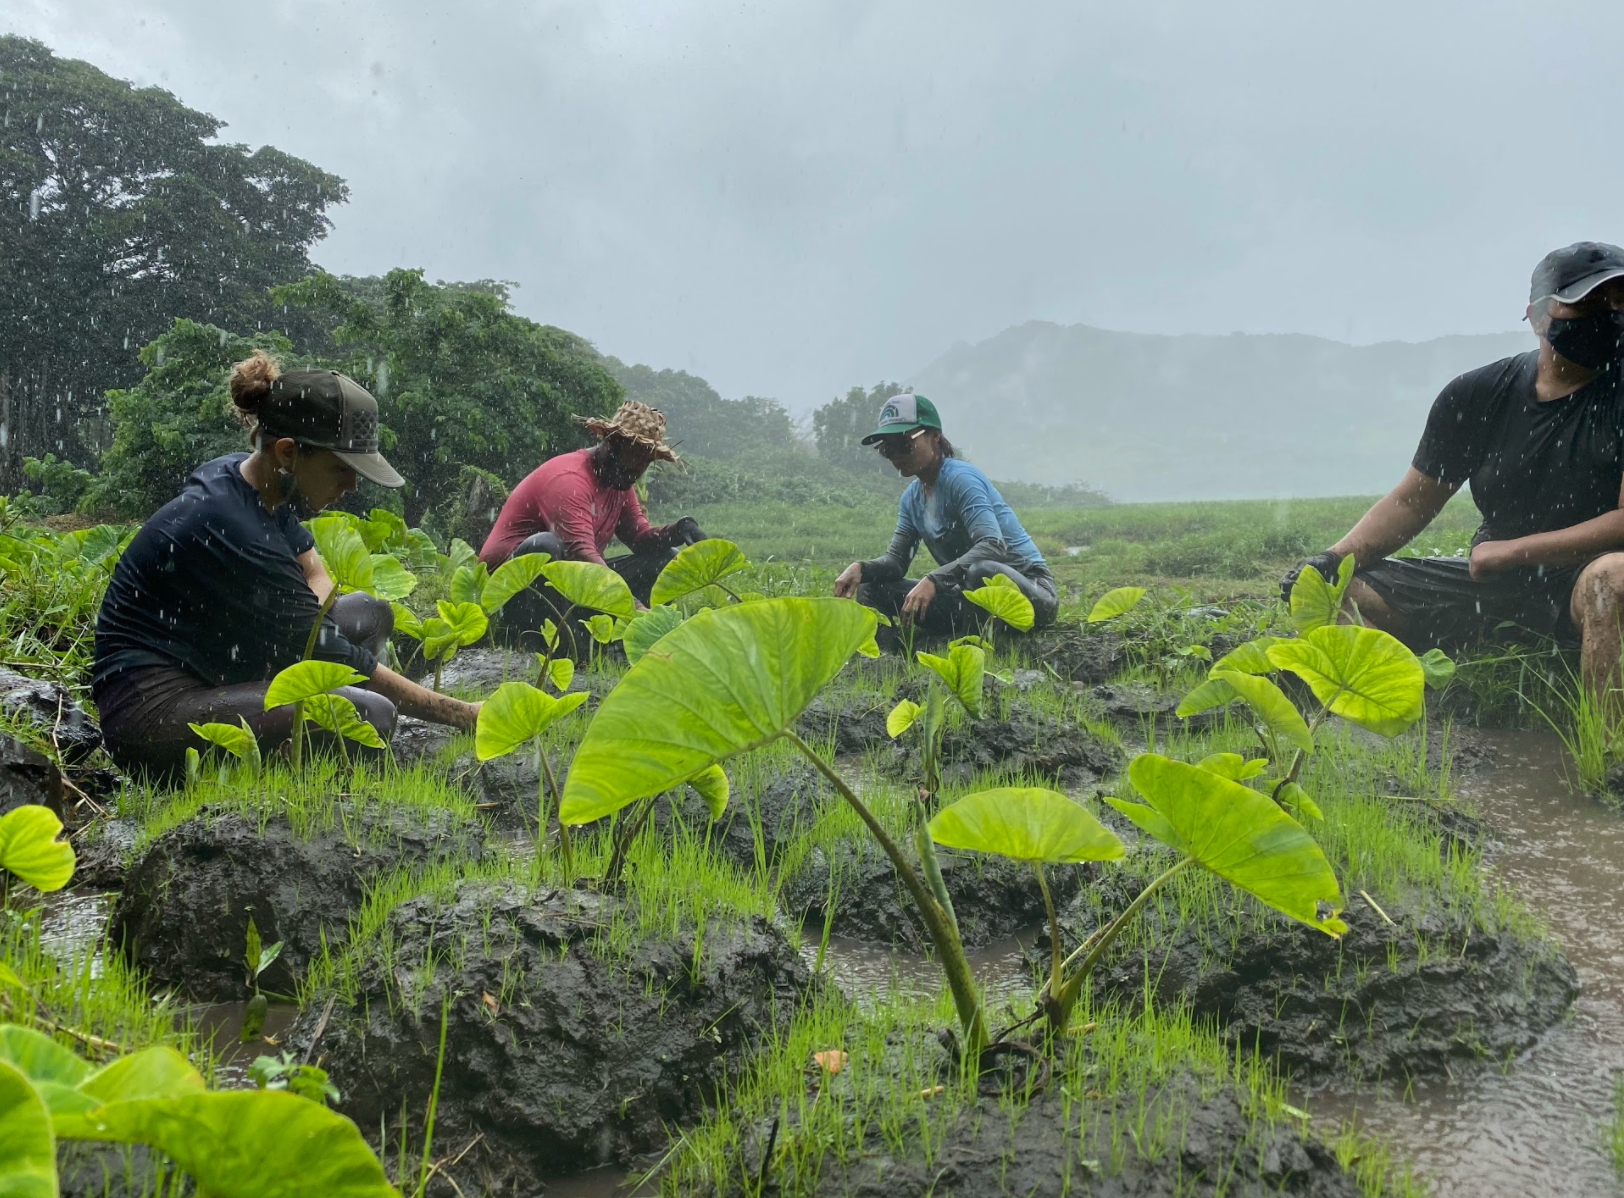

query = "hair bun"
[[228, 349, 280, 417]]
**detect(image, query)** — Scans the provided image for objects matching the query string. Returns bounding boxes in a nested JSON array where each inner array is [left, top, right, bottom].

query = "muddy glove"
[[1279, 551, 1346, 605], [669, 516, 707, 546]]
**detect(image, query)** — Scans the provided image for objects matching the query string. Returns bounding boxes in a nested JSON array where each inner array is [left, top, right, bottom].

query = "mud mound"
[[0, 669, 102, 764], [0, 734, 63, 817], [1075, 895, 1577, 1083], [111, 806, 482, 1000], [1030, 626, 1130, 684], [1087, 681, 1227, 735], [783, 839, 1086, 951], [292, 879, 811, 1193], [799, 695, 1121, 788], [389, 715, 460, 767], [658, 763, 831, 870], [793, 1077, 1363, 1198]]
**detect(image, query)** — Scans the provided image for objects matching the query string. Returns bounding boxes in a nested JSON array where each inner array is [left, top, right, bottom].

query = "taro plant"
[[394, 601, 488, 692], [961, 572, 1035, 638], [1086, 585, 1146, 624], [0, 806, 75, 910], [927, 757, 1348, 1035], [249, 1051, 341, 1107], [241, 914, 284, 1040], [187, 717, 262, 788], [0, 1022, 396, 1196], [1173, 559, 1452, 819], [474, 680, 590, 861], [261, 660, 384, 772]]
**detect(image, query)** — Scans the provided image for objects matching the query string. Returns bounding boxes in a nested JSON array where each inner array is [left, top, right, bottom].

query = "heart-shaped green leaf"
[[559, 598, 876, 824], [1288, 555, 1354, 633], [435, 600, 488, 648], [1212, 669, 1313, 753], [476, 681, 590, 760], [1086, 586, 1145, 623], [0, 807, 75, 892], [366, 555, 417, 601], [546, 657, 575, 693], [1174, 676, 1238, 718], [1111, 754, 1345, 936], [1196, 752, 1266, 781], [447, 563, 488, 607], [622, 605, 684, 666], [918, 643, 985, 717], [542, 561, 637, 619], [187, 720, 258, 764], [886, 699, 921, 739], [482, 553, 551, 615], [1418, 647, 1456, 689], [1211, 637, 1280, 676], [307, 517, 373, 594], [650, 539, 749, 606], [303, 694, 386, 749], [390, 602, 424, 640], [962, 574, 1035, 631], [263, 661, 366, 709], [1267, 625, 1424, 737], [928, 788, 1124, 864]]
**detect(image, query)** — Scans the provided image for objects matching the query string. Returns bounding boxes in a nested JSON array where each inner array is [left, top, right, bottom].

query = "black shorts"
[[1356, 556, 1583, 649]]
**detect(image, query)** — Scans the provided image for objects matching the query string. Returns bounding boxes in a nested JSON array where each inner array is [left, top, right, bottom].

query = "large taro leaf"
[[622, 604, 685, 666], [0, 1059, 55, 1198], [917, 643, 985, 717], [187, 719, 260, 767], [263, 661, 366, 709], [435, 600, 489, 649], [1288, 555, 1354, 634], [928, 788, 1123, 864], [482, 553, 551, 615], [1212, 669, 1313, 753], [1112, 754, 1346, 936], [1174, 676, 1238, 719], [0, 808, 75, 892], [366, 555, 417, 601], [448, 563, 488, 607], [1086, 586, 1145, 623], [559, 597, 876, 824], [307, 517, 374, 594], [541, 561, 637, 619], [649, 539, 749, 606], [961, 574, 1035, 632], [1267, 625, 1424, 737], [64, 1089, 395, 1198], [475, 681, 589, 760]]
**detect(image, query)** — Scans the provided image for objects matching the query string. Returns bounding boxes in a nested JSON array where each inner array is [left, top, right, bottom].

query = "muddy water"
[[1310, 730, 1624, 1196]]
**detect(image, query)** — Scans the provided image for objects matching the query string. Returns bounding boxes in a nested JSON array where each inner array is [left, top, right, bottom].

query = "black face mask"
[[278, 468, 319, 521], [1547, 309, 1624, 370]]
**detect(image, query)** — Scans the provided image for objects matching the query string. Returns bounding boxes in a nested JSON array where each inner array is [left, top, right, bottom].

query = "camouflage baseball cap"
[[259, 370, 404, 488]]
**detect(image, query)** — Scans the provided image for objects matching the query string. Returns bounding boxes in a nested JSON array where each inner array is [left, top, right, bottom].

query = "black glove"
[[670, 516, 707, 546], [1279, 551, 1346, 605]]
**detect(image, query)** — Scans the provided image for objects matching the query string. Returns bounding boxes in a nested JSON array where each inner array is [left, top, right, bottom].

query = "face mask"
[[277, 464, 319, 520], [1546, 309, 1624, 370]]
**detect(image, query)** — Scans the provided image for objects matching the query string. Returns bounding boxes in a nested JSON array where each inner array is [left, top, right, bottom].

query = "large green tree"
[[0, 36, 346, 489], [276, 270, 622, 525], [812, 381, 911, 479]]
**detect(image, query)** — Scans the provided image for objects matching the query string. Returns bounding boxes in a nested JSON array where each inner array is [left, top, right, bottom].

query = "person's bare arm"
[[1330, 468, 1458, 565], [297, 548, 335, 605], [367, 663, 480, 729], [1471, 474, 1624, 577]]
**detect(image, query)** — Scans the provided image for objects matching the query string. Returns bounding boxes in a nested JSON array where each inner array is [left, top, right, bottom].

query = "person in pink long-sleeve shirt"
[[479, 401, 707, 646]]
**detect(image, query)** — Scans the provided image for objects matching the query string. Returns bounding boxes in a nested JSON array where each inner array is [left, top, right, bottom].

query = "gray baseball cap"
[[1530, 241, 1624, 305], [260, 370, 404, 488]]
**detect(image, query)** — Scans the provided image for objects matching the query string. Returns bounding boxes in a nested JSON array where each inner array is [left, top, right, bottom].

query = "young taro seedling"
[[260, 659, 387, 772], [474, 680, 590, 866], [240, 914, 284, 1041], [1173, 558, 1454, 819], [0, 805, 75, 912]]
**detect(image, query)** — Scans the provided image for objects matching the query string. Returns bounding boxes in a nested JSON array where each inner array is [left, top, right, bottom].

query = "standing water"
[[1313, 730, 1624, 1196]]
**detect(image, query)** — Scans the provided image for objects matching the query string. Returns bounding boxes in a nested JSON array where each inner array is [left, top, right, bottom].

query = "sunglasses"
[[874, 428, 926, 458]]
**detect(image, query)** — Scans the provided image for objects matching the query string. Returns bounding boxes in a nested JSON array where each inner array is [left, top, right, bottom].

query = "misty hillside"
[[909, 323, 1533, 502]]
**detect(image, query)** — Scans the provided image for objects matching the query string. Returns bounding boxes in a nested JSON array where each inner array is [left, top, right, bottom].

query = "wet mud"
[[112, 805, 482, 1000], [292, 878, 811, 1195]]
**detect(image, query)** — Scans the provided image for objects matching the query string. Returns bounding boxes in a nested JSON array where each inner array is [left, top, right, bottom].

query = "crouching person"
[[478, 401, 708, 644], [833, 393, 1058, 635], [92, 352, 479, 778]]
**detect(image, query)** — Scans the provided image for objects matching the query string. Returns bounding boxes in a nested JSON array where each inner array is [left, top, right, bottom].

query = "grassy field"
[[664, 491, 1484, 602]]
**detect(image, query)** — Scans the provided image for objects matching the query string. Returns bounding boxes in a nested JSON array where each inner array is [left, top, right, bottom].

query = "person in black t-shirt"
[[92, 351, 480, 776], [1282, 241, 1624, 702]]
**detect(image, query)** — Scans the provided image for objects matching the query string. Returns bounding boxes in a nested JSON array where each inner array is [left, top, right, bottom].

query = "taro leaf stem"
[[535, 734, 574, 881], [1049, 856, 1196, 1028], [1033, 862, 1061, 1000], [784, 728, 988, 1053]]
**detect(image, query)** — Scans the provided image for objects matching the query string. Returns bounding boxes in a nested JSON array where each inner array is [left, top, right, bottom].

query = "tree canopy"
[[0, 35, 346, 490], [811, 381, 911, 480]]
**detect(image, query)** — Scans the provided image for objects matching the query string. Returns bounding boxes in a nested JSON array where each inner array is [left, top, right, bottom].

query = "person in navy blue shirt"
[[833, 393, 1058, 632]]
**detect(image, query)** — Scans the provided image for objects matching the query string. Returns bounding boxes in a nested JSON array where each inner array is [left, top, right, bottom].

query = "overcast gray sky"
[[7, 1, 1615, 410]]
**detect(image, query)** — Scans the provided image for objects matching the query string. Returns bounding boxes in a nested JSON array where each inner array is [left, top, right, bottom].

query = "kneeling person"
[[93, 353, 480, 777], [478, 401, 707, 635], [833, 394, 1058, 633]]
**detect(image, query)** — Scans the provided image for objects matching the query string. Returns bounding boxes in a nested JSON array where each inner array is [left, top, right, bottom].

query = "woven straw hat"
[[576, 401, 678, 462]]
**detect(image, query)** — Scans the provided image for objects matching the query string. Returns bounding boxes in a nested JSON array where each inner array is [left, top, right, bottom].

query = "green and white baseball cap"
[[860, 393, 942, 445]]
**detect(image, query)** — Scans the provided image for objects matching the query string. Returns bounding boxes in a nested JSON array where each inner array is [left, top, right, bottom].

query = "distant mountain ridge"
[[907, 322, 1533, 502]]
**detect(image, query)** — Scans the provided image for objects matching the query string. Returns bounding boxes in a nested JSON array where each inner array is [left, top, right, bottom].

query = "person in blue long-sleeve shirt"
[[832, 393, 1058, 632]]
